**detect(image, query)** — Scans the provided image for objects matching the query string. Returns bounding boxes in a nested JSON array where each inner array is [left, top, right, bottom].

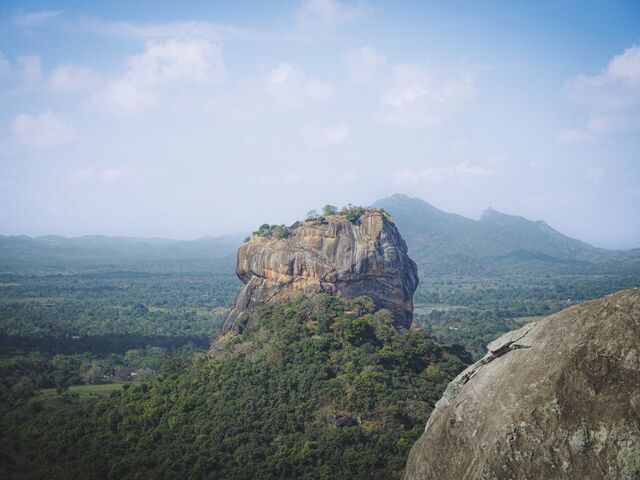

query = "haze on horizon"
[[0, 1, 639, 249]]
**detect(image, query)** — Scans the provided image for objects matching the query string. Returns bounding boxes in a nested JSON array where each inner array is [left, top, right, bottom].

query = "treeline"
[[0, 270, 238, 338], [0, 344, 200, 401]]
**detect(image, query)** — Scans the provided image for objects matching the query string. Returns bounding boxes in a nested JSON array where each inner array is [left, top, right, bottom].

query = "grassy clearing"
[[40, 383, 123, 398]]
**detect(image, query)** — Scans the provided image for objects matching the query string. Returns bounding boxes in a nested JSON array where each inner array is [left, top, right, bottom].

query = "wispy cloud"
[[295, 0, 365, 29], [98, 79, 159, 115], [125, 39, 224, 86], [393, 162, 495, 185], [96, 38, 224, 114], [69, 166, 140, 185], [265, 62, 333, 109], [11, 10, 62, 28], [49, 64, 100, 92], [76, 17, 257, 42], [560, 44, 640, 142], [343, 46, 386, 84], [377, 64, 476, 128], [0, 52, 45, 93], [11, 112, 77, 147]]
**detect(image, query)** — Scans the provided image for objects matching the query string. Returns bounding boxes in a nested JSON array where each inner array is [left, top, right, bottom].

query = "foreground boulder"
[[404, 288, 640, 480], [222, 208, 418, 333]]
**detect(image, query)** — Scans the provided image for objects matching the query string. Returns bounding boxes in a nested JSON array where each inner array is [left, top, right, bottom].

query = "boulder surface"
[[404, 288, 640, 480], [222, 209, 419, 333]]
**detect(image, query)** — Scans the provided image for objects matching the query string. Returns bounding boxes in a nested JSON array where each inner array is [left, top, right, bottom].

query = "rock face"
[[222, 209, 418, 333], [404, 288, 640, 480]]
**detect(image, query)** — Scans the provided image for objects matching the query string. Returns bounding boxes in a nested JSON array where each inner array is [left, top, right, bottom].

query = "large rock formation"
[[404, 288, 640, 480], [222, 209, 418, 333]]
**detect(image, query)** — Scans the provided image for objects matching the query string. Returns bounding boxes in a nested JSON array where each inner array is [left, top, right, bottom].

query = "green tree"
[[322, 204, 338, 217]]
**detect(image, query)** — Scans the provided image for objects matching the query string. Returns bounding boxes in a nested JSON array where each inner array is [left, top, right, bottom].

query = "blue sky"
[[0, 1, 639, 248]]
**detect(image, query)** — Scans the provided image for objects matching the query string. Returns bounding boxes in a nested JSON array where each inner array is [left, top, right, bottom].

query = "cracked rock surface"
[[403, 288, 640, 480]]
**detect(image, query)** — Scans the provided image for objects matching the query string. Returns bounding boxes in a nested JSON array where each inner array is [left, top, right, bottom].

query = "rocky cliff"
[[222, 209, 418, 333], [403, 288, 640, 480]]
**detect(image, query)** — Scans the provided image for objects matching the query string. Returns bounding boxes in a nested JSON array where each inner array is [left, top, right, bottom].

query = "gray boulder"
[[404, 288, 640, 480]]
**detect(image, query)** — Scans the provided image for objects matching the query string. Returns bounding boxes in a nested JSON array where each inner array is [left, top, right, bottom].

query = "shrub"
[[252, 224, 290, 239], [322, 204, 338, 217]]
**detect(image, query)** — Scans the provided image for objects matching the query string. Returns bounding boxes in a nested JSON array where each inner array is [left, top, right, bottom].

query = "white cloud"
[[50, 64, 100, 91], [11, 112, 77, 147], [378, 64, 475, 128], [384, 84, 429, 108], [11, 10, 62, 28], [125, 39, 224, 86], [17, 55, 43, 88], [567, 46, 640, 110], [99, 78, 159, 115], [0, 53, 43, 91], [392, 162, 495, 185], [265, 62, 333, 109], [344, 46, 386, 83], [304, 80, 333, 103], [557, 114, 623, 144], [302, 124, 350, 147], [571, 45, 640, 92], [608, 46, 640, 81], [561, 45, 640, 142], [81, 18, 254, 42], [97, 38, 224, 114], [296, 0, 364, 29], [69, 166, 140, 184]]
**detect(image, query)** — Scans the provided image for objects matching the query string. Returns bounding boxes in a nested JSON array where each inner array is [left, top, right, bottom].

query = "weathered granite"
[[222, 209, 418, 333], [404, 288, 640, 480]]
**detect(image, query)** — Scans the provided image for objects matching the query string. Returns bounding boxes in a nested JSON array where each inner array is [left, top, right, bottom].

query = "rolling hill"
[[2, 194, 638, 276], [0, 234, 242, 272]]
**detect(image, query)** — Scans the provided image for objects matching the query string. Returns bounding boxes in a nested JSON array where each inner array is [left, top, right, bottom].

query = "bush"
[[252, 224, 289, 239], [340, 204, 365, 223], [322, 204, 338, 217]]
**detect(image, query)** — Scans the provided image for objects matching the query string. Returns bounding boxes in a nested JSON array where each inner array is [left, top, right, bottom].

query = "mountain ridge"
[[373, 194, 640, 274], [1, 194, 638, 274]]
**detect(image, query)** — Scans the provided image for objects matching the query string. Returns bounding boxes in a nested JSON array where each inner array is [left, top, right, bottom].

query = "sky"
[[0, 1, 639, 248]]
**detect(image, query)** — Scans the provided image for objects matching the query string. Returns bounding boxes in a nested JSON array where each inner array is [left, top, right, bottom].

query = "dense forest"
[[0, 294, 469, 479], [1, 216, 639, 478]]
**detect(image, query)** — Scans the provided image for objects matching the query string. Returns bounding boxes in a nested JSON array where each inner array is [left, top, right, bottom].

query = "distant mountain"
[[0, 234, 243, 272], [373, 194, 639, 274]]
